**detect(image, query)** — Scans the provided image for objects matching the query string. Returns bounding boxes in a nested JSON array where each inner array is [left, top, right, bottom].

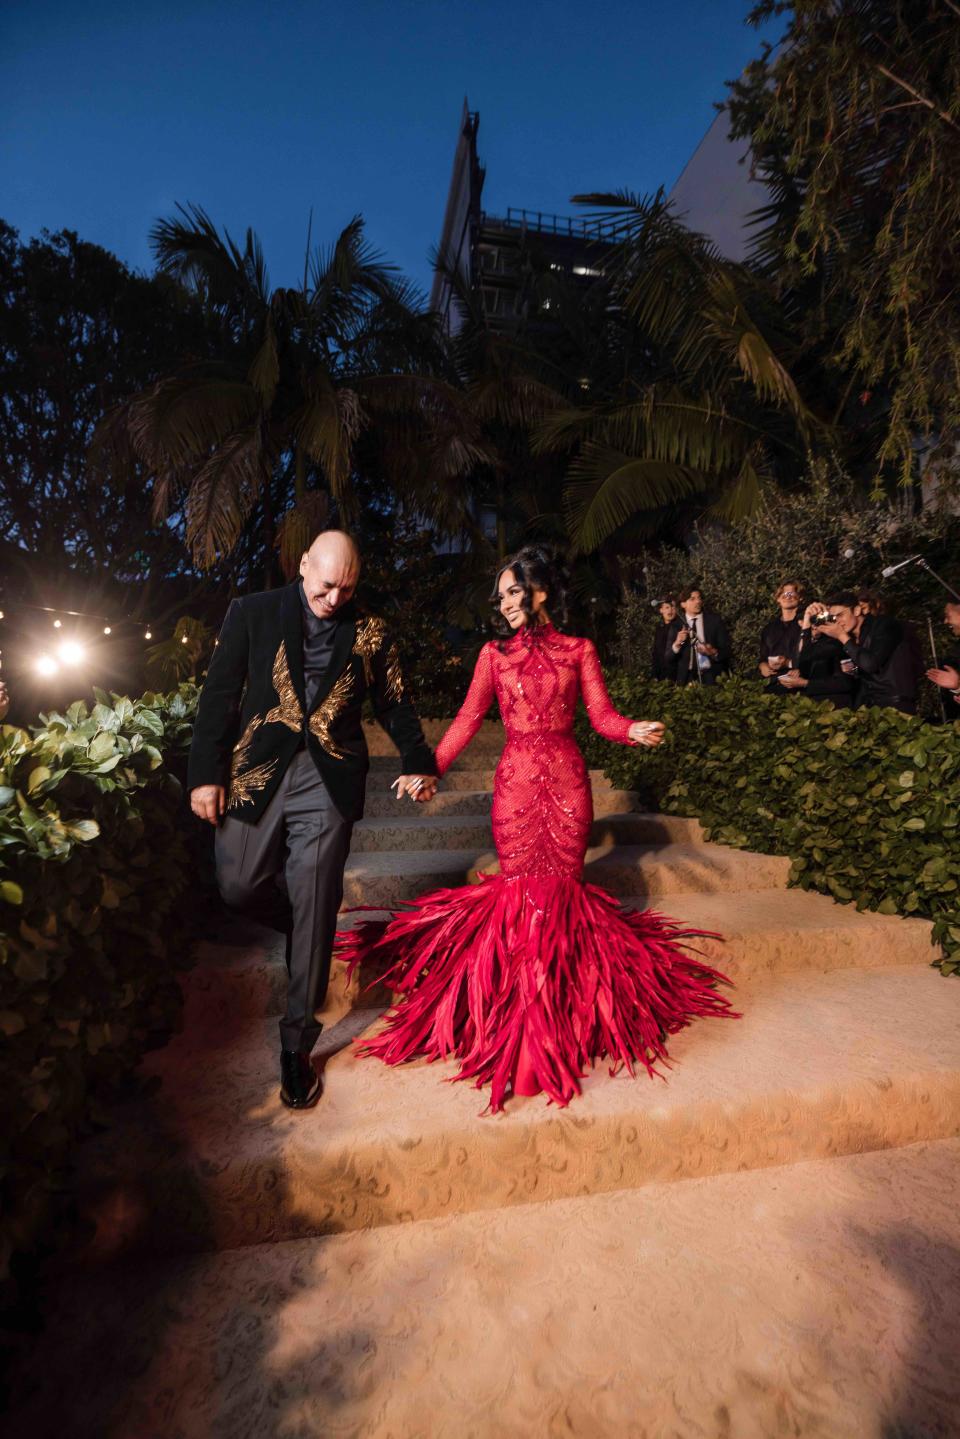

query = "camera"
[[811, 610, 836, 626]]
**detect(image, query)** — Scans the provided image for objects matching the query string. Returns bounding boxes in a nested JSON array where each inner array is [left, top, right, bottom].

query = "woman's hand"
[[777, 670, 808, 689], [628, 720, 665, 747], [391, 774, 438, 802]]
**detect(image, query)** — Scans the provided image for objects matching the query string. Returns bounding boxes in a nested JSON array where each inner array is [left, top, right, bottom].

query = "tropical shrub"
[[578, 676, 959, 974], [612, 467, 960, 718], [0, 684, 200, 1326]]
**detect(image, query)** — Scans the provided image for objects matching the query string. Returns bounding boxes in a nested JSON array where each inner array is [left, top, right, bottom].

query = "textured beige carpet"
[[13, 1141, 960, 1438]]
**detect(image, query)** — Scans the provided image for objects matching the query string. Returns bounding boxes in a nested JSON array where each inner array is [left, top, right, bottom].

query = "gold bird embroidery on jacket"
[[384, 641, 405, 702], [264, 643, 302, 731], [227, 713, 278, 809], [308, 667, 355, 760], [352, 615, 387, 685]]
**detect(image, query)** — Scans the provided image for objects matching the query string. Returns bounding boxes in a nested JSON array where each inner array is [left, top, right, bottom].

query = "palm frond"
[[564, 445, 707, 553], [184, 427, 269, 568], [275, 491, 331, 579]]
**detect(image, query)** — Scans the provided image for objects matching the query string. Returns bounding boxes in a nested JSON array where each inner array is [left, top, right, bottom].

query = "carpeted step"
[[362, 717, 503, 757], [340, 840, 789, 908], [14, 1139, 960, 1437], [79, 965, 960, 1258], [176, 887, 937, 1042], [349, 810, 704, 854]]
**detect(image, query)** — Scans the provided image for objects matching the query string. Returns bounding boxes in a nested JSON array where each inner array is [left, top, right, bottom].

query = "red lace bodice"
[[435, 625, 635, 879]]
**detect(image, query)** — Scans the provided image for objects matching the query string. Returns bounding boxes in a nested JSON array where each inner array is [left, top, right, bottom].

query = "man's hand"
[[819, 618, 852, 643], [191, 784, 227, 825], [927, 664, 960, 691], [391, 774, 438, 803], [698, 643, 719, 659], [672, 629, 690, 652], [777, 670, 808, 689]]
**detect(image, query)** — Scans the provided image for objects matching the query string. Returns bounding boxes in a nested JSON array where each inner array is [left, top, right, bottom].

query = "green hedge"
[[0, 684, 200, 1324], [578, 677, 960, 974]]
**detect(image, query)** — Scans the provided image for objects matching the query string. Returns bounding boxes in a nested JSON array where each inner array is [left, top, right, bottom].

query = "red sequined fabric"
[[337, 623, 736, 1111]]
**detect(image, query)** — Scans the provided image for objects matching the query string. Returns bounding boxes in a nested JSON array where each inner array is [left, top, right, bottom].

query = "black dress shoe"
[[280, 1049, 321, 1109]]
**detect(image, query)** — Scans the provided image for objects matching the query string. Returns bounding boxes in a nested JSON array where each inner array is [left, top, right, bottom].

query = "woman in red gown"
[[338, 546, 737, 1111]]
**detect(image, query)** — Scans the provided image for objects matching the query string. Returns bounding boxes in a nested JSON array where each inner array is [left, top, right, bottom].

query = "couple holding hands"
[[189, 531, 734, 1113]]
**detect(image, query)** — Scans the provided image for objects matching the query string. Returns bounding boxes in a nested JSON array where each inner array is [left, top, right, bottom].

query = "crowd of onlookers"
[[649, 584, 960, 716]]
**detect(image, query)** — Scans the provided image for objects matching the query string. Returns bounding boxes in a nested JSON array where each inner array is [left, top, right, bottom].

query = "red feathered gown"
[[337, 623, 737, 1111]]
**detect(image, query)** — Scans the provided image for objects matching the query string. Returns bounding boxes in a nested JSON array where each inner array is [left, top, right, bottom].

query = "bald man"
[[188, 530, 437, 1108]]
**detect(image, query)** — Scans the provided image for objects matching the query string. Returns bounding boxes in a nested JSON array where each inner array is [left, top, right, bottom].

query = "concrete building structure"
[[430, 101, 615, 336]]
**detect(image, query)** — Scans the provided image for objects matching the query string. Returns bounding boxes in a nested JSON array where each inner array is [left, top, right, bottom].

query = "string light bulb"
[[103, 625, 111, 635], [144, 629, 152, 640], [53, 618, 62, 629], [0, 609, 5, 619], [180, 634, 189, 645]]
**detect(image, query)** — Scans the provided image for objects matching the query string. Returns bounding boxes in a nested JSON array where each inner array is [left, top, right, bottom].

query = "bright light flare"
[[58, 640, 85, 665], [35, 654, 59, 677]]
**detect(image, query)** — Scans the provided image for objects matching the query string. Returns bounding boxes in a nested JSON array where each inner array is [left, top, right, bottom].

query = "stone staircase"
[[9, 721, 960, 1437]]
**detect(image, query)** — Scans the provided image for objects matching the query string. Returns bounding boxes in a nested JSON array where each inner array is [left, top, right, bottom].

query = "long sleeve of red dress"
[[577, 639, 634, 743], [434, 643, 496, 777]]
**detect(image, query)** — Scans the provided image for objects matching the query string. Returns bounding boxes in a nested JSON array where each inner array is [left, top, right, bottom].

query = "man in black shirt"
[[759, 580, 805, 684], [775, 600, 857, 708], [650, 597, 678, 679], [189, 530, 437, 1110]]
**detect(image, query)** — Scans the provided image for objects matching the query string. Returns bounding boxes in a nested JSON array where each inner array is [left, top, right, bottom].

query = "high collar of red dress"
[[510, 619, 556, 650]]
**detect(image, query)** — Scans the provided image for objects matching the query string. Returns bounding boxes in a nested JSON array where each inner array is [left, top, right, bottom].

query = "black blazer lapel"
[[308, 603, 358, 715], [281, 582, 307, 714]]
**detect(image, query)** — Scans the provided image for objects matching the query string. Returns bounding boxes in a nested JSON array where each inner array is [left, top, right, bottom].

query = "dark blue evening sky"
[[1, 0, 781, 298]]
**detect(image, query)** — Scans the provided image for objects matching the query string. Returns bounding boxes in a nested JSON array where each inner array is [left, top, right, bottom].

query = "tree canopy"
[[726, 0, 960, 489]]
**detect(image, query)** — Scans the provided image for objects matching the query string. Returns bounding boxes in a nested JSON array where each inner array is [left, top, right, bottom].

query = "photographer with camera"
[[666, 586, 732, 686], [650, 597, 678, 680], [774, 597, 857, 708], [758, 581, 805, 681], [812, 592, 917, 714]]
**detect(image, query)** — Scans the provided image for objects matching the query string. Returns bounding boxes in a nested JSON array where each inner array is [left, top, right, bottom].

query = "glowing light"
[[0, 609, 4, 619], [144, 629, 152, 640], [53, 618, 62, 629], [180, 634, 189, 645], [103, 625, 112, 635], [57, 640, 85, 665], [35, 654, 58, 677]]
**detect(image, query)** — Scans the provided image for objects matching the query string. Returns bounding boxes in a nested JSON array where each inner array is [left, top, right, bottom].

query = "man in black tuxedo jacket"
[[665, 586, 732, 685], [188, 530, 437, 1109]]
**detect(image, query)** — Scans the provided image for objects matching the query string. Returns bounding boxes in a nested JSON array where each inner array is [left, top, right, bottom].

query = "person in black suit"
[[814, 591, 918, 713], [188, 530, 437, 1109], [773, 600, 857, 708], [758, 580, 805, 682], [665, 586, 732, 685], [650, 597, 678, 679]]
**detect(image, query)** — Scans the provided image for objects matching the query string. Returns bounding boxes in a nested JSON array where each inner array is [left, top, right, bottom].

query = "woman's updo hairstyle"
[[490, 544, 570, 637]]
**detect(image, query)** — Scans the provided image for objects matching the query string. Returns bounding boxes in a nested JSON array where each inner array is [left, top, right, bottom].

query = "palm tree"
[[531, 191, 828, 554], [93, 205, 489, 581]]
